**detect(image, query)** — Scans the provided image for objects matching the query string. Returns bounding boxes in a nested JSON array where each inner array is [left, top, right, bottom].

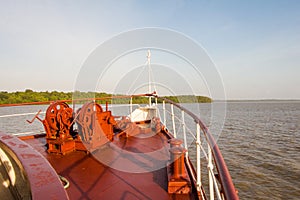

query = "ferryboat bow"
[[0, 92, 238, 200]]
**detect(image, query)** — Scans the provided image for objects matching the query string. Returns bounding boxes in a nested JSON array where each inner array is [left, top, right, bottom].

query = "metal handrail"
[[159, 97, 239, 200]]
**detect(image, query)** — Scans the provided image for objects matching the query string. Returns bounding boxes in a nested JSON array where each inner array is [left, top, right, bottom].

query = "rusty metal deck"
[[23, 131, 196, 200]]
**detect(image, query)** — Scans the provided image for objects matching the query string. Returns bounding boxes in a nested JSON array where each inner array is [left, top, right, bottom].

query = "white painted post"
[[182, 110, 188, 156], [171, 104, 176, 138], [208, 144, 214, 200], [163, 100, 166, 125], [130, 97, 133, 119], [196, 123, 201, 191], [155, 97, 158, 116]]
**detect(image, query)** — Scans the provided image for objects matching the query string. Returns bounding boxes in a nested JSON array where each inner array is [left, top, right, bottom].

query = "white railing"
[[157, 97, 238, 200]]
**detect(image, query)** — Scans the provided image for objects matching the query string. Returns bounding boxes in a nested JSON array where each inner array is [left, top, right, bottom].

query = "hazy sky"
[[0, 0, 299, 99]]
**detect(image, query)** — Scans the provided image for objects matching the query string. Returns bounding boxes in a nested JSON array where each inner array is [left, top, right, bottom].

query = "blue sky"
[[0, 0, 299, 99]]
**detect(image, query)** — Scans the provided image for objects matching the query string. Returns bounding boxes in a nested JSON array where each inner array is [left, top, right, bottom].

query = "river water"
[[218, 101, 300, 200], [0, 101, 299, 199]]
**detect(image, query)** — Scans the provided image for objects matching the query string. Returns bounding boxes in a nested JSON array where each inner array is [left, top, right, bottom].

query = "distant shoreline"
[[1, 90, 299, 105], [0, 90, 212, 105], [215, 99, 300, 102]]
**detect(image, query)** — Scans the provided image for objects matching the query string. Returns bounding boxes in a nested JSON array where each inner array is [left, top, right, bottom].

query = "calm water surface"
[[0, 101, 299, 199], [219, 101, 300, 200]]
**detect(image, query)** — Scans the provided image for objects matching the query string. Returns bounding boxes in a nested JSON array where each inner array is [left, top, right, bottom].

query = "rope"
[[127, 60, 148, 94], [58, 175, 70, 189]]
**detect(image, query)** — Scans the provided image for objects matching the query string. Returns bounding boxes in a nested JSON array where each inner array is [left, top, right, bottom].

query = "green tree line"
[[0, 89, 212, 105]]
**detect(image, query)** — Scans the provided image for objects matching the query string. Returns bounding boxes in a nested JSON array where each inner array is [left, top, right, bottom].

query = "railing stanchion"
[[208, 144, 214, 200], [130, 97, 133, 119], [171, 104, 176, 138], [182, 110, 188, 156], [155, 97, 158, 116], [163, 100, 166, 125], [196, 123, 201, 191], [208, 142, 222, 200]]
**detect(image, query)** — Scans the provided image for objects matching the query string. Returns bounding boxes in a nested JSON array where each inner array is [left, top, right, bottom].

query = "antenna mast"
[[147, 50, 152, 106]]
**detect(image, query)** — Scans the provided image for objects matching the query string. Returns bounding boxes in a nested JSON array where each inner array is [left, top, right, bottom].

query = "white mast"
[[147, 50, 151, 106]]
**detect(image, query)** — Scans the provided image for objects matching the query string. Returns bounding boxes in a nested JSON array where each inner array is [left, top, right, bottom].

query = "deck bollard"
[[169, 138, 183, 148], [169, 146, 187, 180], [168, 138, 191, 194]]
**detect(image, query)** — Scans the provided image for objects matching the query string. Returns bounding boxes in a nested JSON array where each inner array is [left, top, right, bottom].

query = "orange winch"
[[35, 101, 116, 154]]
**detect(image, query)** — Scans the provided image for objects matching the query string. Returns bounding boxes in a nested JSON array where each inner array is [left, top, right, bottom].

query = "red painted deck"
[[23, 131, 197, 200]]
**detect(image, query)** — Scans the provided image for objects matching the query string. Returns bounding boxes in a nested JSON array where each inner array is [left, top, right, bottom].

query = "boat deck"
[[22, 131, 197, 200]]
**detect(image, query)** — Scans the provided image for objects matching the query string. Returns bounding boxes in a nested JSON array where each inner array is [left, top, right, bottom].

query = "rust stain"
[[8, 141, 17, 146], [20, 153, 40, 159], [29, 163, 43, 167], [1, 135, 13, 140], [18, 143, 28, 148], [32, 170, 56, 188]]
